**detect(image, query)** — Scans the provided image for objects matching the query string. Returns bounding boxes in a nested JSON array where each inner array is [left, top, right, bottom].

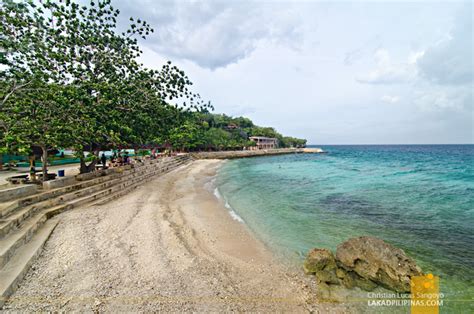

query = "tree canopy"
[[0, 0, 306, 177], [167, 112, 307, 151], [0, 0, 208, 174]]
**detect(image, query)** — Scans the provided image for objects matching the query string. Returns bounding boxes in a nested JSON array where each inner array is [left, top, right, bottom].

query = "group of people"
[[100, 152, 132, 169], [98, 149, 175, 170]]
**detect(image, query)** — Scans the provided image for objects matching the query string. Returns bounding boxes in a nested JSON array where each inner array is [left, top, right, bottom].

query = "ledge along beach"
[[2, 152, 349, 312]]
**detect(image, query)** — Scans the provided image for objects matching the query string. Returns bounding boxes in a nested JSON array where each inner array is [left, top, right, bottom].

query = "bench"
[[6, 174, 29, 184]]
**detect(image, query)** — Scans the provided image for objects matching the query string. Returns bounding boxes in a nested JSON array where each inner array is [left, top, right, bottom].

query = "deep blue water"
[[216, 145, 473, 311]]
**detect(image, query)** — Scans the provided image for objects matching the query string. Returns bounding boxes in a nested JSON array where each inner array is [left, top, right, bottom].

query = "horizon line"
[[307, 143, 474, 146]]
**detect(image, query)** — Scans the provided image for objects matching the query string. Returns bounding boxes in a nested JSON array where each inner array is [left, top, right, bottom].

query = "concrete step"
[[0, 200, 20, 219], [0, 194, 64, 239], [0, 218, 59, 308], [0, 185, 38, 203], [54, 160, 169, 210], [0, 215, 45, 269], [0, 205, 69, 269], [22, 174, 115, 204], [94, 157, 191, 206], [93, 182, 140, 206], [0, 172, 121, 222], [0, 203, 73, 270]]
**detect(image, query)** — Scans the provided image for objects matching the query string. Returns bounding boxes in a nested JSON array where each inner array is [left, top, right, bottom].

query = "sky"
[[114, 0, 472, 144]]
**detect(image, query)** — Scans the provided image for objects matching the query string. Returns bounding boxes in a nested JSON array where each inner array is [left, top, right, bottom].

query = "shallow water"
[[216, 145, 474, 311]]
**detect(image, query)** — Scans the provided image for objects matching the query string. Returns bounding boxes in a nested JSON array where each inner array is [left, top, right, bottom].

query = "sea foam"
[[213, 187, 245, 223]]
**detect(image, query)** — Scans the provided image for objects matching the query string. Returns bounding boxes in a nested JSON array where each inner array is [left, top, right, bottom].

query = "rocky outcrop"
[[304, 248, 337, 273], [336, 236, 422, 292], [305, 236, 423, 301]]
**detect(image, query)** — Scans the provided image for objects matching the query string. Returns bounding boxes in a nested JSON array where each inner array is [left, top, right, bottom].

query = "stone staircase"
[[0, 155, 192, 307]]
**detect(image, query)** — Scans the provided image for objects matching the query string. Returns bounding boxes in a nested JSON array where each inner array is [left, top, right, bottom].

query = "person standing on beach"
[[101, 153, 107, 168]]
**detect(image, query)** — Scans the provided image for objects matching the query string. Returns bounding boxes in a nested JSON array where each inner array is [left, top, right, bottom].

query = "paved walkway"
[[0, 164, 81, 187]]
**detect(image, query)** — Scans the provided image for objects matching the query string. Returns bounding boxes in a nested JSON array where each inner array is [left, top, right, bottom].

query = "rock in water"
[[304, 248, 337, 275], [336, 236, 422, 292]]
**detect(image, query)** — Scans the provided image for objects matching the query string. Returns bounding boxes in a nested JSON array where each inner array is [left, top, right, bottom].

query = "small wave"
[[228, 208, 245, 223], [213, 187, 245, 223], [213, 187, 221, 199], [224, 200, 245, 223], [204, 177, 217, 192]]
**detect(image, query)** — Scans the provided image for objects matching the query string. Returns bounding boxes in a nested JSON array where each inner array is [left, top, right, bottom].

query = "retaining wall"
[[191, 148, 324, 159]]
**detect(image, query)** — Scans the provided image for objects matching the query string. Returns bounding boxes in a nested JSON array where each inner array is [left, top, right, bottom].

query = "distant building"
[[249, 136, 278, 150], [224, 123, 239, 130]]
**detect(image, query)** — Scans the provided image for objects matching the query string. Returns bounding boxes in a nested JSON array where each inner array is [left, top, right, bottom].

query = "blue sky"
[[116, 0, 473, 144]]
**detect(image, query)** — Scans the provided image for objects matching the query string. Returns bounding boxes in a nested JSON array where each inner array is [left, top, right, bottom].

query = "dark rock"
[[336, 236, 422, 292], [339, 270, 378, 291], [315, 270, 339, 285], [316, 281, 332, 301], [303, 248, 337, 274], [335, 268, 347, 279]]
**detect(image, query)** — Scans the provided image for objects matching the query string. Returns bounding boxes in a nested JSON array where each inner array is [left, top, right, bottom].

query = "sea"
[[214, 145, 473, 312]]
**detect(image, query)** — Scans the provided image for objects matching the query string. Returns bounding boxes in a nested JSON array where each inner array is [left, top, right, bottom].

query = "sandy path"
[[2, 160, 344, 312]]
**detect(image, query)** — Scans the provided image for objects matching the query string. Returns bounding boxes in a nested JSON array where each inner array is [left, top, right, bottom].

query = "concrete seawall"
[[191, 147, 324, 159]]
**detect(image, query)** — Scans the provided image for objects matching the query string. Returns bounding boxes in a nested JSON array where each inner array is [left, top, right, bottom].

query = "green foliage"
[[281, 136, 307, 148], [169, 120, 202, 151], [0, 0, 306, 173], [204, 128, 231, 150], [168, 112, 306, 151], [0, 0, 208, 174]]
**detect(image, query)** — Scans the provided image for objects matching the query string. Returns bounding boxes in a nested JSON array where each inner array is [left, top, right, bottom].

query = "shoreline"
[[3, 159, 349, 312]]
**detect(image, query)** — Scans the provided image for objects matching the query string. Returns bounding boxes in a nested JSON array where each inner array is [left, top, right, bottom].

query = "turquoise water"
[[216, 145, 473, 311]]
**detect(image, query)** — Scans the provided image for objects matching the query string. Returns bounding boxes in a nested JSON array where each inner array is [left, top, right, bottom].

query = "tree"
[[0, 81, 85, 178], [166, 112, 307, 151], [204, 128, 230, 150], [1, 0, 210, 175], [169, 120, 202, 151]]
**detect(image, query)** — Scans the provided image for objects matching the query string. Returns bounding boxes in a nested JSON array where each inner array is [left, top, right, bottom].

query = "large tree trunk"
[[29, 155, 36, 181], [79, 150, 99, 173], [40, 146, 48, 181]]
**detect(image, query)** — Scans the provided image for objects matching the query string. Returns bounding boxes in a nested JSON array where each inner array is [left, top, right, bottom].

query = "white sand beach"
[[2, 160, 351, 312]]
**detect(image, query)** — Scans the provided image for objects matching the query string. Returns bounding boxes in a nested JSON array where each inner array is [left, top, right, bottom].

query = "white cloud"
[[408, 51, 425, 64], [412, 5, 473, 113], [381, 95, 400, 104], [355, 7, 472, 114], [343, 34, 382, 66], [356, 49, 417, 84], [117, 1, 472, 144], [117, 1, 305, 69], [414, 85, 472, 112], [416, 5, 473, 85]]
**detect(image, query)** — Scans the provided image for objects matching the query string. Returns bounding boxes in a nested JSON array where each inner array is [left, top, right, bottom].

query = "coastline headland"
[[191, 147, 324, 159]]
